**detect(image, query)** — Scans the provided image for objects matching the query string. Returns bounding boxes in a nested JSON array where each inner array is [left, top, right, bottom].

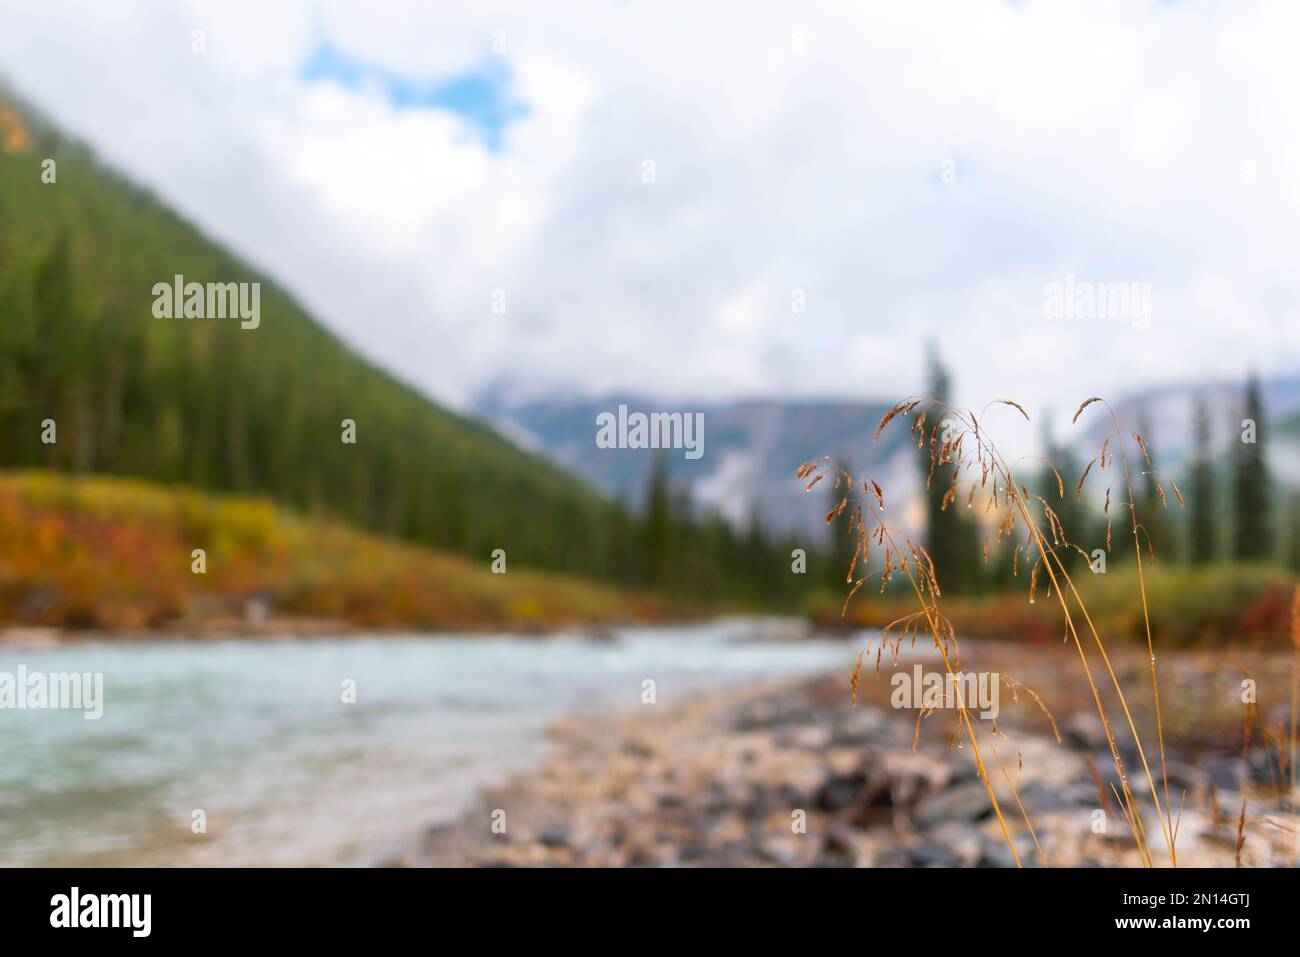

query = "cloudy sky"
[[2, 0, 1298, 414]]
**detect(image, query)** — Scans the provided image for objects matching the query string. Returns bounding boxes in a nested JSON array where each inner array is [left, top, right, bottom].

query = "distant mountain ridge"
[[477, 375, 1300, 540], [475, 388, 918, 540]]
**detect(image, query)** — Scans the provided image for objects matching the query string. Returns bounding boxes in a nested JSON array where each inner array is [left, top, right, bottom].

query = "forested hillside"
[[0, 92, 812, 604]]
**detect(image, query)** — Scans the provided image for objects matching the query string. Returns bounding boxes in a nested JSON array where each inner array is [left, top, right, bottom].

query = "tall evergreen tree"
[[1187, 395, 1217, 564], [825, 460, 857, 591], [31, 232, 78, 467], [1286, 494, 1300, 572], [1134, 414, 1172, 560], [921, 348, 978, 593], [1232, 375, 1272, 561], [1040, 416, 1090, 571], [643, 453, 672, 586]]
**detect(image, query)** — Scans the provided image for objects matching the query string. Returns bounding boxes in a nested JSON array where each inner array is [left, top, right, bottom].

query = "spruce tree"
[[1232, 375, 1272, 561], [921, 349, 978, 592], [1286, 494, 1300, 572], [1187, 396, 1217, 564], [1134, 414, 1172, 560], [825, 460, 856, 592], [1040, 417, 1090, 571], [643, 453, 671, 586]]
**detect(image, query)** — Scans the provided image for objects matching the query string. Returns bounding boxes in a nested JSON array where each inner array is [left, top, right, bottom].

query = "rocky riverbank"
[[403, 668, 1298, 868]]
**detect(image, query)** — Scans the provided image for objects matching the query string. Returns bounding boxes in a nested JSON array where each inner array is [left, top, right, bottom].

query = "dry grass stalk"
[[1291, 586, 1299, 865], [808, 393, 1194, 868], [1236, 700, 1256, 867], [803, 454, 1025, 865]]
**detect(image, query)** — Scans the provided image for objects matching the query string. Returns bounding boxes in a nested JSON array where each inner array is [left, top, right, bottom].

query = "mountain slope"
[[0, 92, 625, 579]]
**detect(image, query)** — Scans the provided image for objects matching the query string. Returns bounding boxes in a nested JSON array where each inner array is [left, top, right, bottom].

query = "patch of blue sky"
[[301, 41, 529, 152]]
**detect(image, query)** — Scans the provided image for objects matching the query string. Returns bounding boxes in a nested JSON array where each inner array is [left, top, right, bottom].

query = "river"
[[0, 620, 853, 866]]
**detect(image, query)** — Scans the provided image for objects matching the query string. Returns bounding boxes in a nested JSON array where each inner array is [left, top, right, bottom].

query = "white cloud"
[[2, 0, 1299, 415]]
